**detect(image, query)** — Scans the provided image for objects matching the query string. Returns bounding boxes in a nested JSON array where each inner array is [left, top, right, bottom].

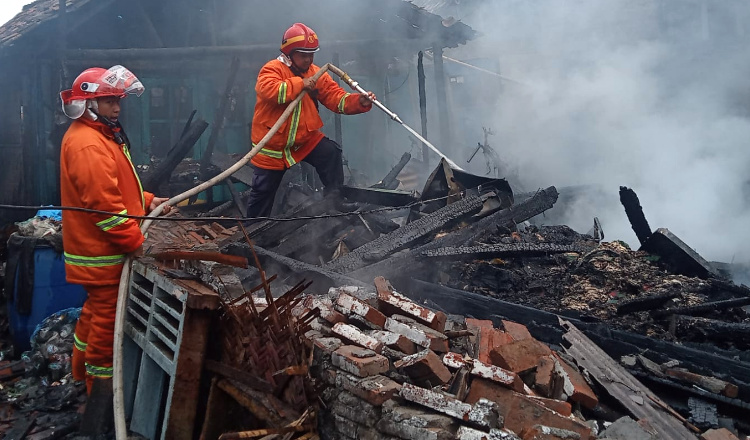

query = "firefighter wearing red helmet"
[[247, 23, 377, 217], [59, 66, 170, 434]]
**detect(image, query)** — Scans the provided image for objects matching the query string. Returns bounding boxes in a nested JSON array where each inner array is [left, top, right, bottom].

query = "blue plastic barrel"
[[6, 238, 87, 352]]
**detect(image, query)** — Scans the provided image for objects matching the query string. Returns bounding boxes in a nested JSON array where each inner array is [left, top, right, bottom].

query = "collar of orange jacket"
[[76, 117, 115, 140]]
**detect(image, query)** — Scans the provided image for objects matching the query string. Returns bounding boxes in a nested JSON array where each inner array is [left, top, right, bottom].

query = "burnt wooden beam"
[[619, 186, 653, 245], [710, 278, 750, 298], [422, 242, 590, 259], [65, 40, 427, 61], [676, 315, 750, 342], [347, 187, 558, 281], [324, 193, 491, 274], [372, 152, 411, 190], [641, 228, 720, 279], [142, 118, 209, 193], [224, 243, 368, 291], [652, 296, 750, 318], [616, 292, 682, 315]]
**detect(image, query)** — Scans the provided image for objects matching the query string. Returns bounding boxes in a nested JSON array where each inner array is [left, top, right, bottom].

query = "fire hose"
[[112, 62, 457, 438], [326, 64, 462, 171]]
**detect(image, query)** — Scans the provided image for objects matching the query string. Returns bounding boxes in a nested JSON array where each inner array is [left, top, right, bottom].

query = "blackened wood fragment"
[[348, 187, 558, 281], [619, 186, 652, 245], [423, 242, 589, 259], [372, 152, 411, 190], [325, 193, 491, 274], [616, 292, 681, 315], [640, 228, 720, 279], [142, 118, 209, 193], [652, 296, 750, 318]]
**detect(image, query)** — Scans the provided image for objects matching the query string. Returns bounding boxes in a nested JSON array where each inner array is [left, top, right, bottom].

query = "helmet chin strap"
[[86, 99, 129, 146]]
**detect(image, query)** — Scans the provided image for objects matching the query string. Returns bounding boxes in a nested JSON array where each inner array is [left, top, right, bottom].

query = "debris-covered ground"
[[446, 225, 750, 353]]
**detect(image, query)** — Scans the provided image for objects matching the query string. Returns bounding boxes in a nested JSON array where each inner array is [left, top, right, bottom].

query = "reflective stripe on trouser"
[[74, 284, 119, 394], [72, 301, 92, 382]]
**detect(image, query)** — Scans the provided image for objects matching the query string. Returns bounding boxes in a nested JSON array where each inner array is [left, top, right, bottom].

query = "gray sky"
[[0, 0, 30, 27]]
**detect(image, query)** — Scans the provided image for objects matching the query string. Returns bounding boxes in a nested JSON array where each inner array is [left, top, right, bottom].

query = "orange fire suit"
[[60, 117, 154, 392], [250, 59, 372, 170]]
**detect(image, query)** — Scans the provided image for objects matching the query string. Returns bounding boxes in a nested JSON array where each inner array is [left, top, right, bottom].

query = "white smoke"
[[443, 0, 750, 263]]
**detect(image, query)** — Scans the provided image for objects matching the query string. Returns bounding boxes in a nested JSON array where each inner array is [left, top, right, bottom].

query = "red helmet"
[[280, 23, 319, 56], [60, 65, 144, 119]]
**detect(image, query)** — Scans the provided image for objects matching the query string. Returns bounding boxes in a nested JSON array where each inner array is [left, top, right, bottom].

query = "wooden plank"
[[561, 319, 699, 439], [164, 308, 212, 440]]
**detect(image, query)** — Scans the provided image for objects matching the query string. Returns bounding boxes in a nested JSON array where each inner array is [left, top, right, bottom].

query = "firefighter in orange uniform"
[[59, 65, 171, 433], [247, 22, 376, 217]]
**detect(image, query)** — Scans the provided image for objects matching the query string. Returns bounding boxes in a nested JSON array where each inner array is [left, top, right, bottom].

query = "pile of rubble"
[[293, 276, 746, 440]]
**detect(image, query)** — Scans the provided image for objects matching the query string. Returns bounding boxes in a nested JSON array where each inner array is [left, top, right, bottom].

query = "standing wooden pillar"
[[432, 44, 451, 154]]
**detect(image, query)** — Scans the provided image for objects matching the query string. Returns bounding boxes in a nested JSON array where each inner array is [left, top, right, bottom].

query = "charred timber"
[[65, 40, 427, 61], [710, 278, 750, 298], [676, 316, 750, 342], [616, 292, 682, 315], [422, 242, 589, 259], [347, 187, 558, 281], [652, 296, 750, 318], [619, 186, 653, 245], [224, 242, 368, 290], [324, 193, 491, 274], [142, 118, 209, 193], [372, 152, 411, 190], [640, 228, 720, 279]]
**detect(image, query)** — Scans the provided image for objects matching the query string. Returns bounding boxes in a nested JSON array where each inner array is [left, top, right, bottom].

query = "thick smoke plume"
[[444, 0, 750, 264]]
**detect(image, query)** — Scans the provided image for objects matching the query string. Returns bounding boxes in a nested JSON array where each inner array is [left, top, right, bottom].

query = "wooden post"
[[417, 51, 429, 172], [432, 44, 451, 154]]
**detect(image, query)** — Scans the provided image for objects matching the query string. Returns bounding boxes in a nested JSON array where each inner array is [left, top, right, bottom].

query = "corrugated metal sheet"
[[560, 319, 700, 440]]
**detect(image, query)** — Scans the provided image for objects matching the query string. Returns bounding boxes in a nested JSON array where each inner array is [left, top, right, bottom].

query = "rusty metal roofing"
[[560, 319, 700, 440]]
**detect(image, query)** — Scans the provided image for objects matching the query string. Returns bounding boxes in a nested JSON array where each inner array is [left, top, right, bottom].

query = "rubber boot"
[[78, 377, 114, 438]]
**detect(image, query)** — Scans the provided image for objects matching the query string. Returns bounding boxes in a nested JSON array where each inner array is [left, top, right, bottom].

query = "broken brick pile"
[[297, 276, 606, 440]]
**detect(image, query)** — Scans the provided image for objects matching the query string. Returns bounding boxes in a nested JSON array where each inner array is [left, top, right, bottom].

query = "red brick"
[[552, 353, 598, 409], [368, 330, 418, 355], [335, 372, 402, 406], [501, 320, 533, 342], [400, 383, 497, 428], [444, 352, 524, 393], [521, 424, 582, 439], [304, 296, 348, 325], [385, 316, 449, 353], [701, 428, 741, 440], [490, 338, 552, 373], [465, 318, 493, 331], [332, 323, 385, 353], [335, 292, 387, 328], [375, 276, 447, 332], [465, 378, 592, 440], [332, 345, 390, 377], [526, 396, 572, 417], [535, 355, 563, 399], [477, 328, 513, 364], [394, 350, 452, 386]]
